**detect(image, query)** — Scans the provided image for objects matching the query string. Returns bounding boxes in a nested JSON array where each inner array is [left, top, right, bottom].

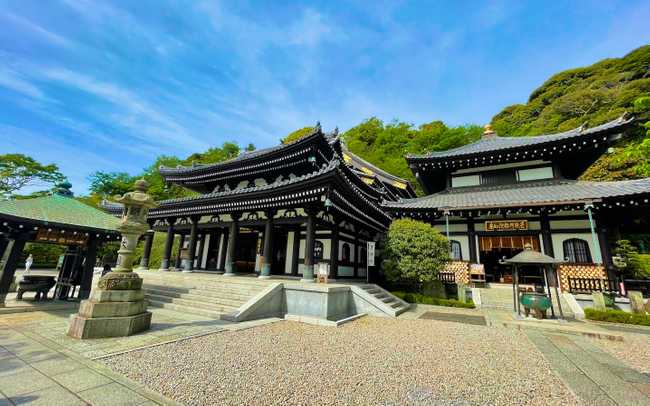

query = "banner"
[[367, 241, 375, 267]]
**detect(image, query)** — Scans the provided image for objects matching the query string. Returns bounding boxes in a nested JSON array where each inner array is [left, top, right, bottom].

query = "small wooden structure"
[[504, 244, 565, 319]]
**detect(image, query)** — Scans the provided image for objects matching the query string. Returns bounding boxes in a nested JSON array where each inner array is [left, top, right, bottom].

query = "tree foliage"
[[281, 127, 314, 144], [615, 240, 650, 279], [343, 118, 482, 191], [0, 154, 66, 197], [382, 218, 449, 283], [491, 45, 650, 180]]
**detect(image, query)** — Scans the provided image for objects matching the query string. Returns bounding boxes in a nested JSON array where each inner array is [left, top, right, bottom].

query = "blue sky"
[[1, 1, 649, 194]]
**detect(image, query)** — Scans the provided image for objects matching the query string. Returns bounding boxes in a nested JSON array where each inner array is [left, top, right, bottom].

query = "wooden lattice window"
[[563, 238, 592, 263]]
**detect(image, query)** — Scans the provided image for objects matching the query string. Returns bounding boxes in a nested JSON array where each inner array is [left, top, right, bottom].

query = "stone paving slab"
[[525, 329, 650, 405], [0, 326, 180, 406]]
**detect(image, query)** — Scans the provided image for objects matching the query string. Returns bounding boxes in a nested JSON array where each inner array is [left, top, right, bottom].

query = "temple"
[[384, 114, 650, 286], [138, 124, 415, 281]]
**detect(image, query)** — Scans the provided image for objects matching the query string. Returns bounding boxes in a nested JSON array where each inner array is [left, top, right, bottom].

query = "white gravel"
[[102, 317, 578, 405]]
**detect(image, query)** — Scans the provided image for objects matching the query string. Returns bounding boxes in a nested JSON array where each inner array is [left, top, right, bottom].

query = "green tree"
[[88, 171, 136, 197], [0, 154, 66, 197], [614, 240, 650, 279], [245, 143, 256, 151], [382, 218, 449, 283], [282, 127, 314, 144]]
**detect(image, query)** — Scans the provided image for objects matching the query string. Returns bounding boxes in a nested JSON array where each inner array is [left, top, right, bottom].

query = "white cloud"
[[39, 68, 208, 151], [3, 12, 73, 48], [0, 67, 47, 100]]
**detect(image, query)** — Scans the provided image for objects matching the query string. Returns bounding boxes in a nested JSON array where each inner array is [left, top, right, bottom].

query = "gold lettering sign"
[[35, 228, 88, 245], [485, 220, 528, 232]]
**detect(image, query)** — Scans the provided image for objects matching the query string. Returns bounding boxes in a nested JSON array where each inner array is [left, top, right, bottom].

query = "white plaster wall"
[[200, 234, 210, 268], [550, 219, 591, 229], [433, 223, 468, 233], [551, 233, 601, 263], [216, 233, 224, 267]]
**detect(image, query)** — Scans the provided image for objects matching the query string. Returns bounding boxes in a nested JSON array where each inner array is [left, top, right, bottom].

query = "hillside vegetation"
[[491, 45, 650, 180]]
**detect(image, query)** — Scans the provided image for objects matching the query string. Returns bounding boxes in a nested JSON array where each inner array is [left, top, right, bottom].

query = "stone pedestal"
[[68, 272, 151, 339]]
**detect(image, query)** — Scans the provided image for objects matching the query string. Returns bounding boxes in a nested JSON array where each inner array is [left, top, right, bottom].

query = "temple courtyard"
[[2, 301, 650, 405]]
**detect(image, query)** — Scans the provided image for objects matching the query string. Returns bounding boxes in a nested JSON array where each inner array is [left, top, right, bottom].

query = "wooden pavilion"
[[0, 183, 121, 306]]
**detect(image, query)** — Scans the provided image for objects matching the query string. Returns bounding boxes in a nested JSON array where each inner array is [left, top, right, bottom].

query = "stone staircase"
[[356, 284, 411, 316], [140, 272, 268, 318], [475, 285, 574, 318]]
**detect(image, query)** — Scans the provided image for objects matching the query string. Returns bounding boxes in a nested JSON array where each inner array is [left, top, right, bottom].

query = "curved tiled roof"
[[0, 194, 120, 231], [382, 178, 650, 210], [159, 126, 323, 176], [407, 115, 634, 161]]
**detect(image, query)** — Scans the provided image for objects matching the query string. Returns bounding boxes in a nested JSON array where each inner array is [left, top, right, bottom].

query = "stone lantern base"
[[67, 272, 151, 339]]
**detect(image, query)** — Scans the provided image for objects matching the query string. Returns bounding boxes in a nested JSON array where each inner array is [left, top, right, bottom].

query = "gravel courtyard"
[[102, 317, 577, 405]]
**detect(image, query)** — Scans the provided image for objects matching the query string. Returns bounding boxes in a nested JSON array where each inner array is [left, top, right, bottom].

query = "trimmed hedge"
[[392, 291, 475, 309], [584, 308, 650, 326]]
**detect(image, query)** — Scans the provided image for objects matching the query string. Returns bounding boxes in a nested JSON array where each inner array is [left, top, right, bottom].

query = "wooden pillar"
[[353, 228, 359, 278], [598, 226, 616, 280], [467, 218, 477, 263], [259, 210, 275, 278], [540, 211, 554, 258], [0, 236, 9, 262], [139, 230, 154, 270], [183, 217, 199, 272], [0, 234, 28, 306], [291, 226, 300, 276], [218, 228, 228, 272], [330, 225, 339, 280], [302, 208, 317, 282], [160, 218, 175, 271], [224, 213, 240, 276], [175, 233, 185, 269], [196, 233, 206, 270], [79, 235, 98, 300]]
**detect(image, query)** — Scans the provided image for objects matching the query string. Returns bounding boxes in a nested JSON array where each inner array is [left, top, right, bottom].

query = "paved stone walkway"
[[0, 326, 178, 405], [525, 329, 650, 405]]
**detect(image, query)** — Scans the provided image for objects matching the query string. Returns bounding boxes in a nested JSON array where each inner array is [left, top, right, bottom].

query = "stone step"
[[144, 289, 245, 308], [141, 280, 266, 294], [140, 273, 269, 288], [146, 299, 227, 318], [143, 284, 259, 301], [146, 294, 239, 313]]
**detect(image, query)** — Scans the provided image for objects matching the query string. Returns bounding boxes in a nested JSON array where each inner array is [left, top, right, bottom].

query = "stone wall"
[[557, 264, 606, 292], [444, 261, 470, 284]]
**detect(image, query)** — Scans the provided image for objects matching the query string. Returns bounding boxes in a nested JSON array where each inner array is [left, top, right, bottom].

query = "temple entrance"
[[479, 235, 542, 284], [271, 229, 288, 275], [234, 230, 259, 273]]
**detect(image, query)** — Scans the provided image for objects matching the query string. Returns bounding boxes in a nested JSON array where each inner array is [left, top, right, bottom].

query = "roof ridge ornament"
[[577, 122, 588, 133], [315, 121, 322, 133], [482, 124, 496, 140]]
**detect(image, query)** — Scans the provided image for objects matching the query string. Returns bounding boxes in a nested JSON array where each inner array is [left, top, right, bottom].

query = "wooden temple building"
[[383, 115, 650, 286], [137, 125, 415, 281]]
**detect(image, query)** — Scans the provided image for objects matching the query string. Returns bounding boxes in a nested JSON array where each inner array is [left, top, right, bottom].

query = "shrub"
[[585, 308, 650, 326], [382, 219, 449, 283], [390, 291, 475, 308]]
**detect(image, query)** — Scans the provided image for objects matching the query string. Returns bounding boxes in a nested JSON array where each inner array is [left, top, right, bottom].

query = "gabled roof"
[[407, 115, 634, 163], [0, 193, 120, 232], [382, 178, 650, 211], [341, 147, 415, 196], [158, 126, 326, 181]]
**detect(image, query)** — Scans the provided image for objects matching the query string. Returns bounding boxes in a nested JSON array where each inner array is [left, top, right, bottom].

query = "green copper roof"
[[0, 193, 120, 232]]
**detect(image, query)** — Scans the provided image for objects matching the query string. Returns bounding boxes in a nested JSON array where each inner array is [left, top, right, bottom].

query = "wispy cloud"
[[0, 67, 47, 100], [3, 12, 73, 48]]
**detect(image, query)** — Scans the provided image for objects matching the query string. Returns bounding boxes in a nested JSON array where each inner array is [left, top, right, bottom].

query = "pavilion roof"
[[0, 193, 120, 232], [406, 115, 634, 163], [382, 177, 650, 211], [341, 147, 415, 196]]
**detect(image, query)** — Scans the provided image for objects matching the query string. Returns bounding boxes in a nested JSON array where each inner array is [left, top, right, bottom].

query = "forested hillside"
[[491, 45, 650, 180]]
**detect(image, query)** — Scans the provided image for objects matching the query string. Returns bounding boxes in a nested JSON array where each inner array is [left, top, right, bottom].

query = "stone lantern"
[[68, 179, 158, 339]]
